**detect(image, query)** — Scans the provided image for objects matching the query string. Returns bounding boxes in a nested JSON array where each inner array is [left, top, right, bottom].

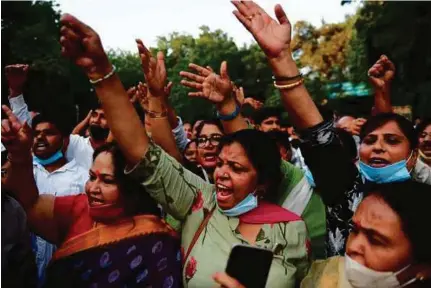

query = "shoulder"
[[300, 257, 343, 288], [55, 194, 88, 216]]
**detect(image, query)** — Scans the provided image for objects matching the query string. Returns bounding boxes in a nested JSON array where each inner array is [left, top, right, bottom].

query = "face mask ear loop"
[[399, 277, 417, 288], [406, 151, 415, 174]]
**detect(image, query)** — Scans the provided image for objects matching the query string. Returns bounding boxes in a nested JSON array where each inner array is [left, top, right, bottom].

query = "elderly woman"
[[57, 14, 310, 287], [215, 181, 431, 288], [229, 0, 431, 258], [1, 109, 181, 288]]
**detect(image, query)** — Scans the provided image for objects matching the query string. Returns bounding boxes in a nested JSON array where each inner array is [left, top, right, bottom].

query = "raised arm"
[[136, 39, 182, 162], [60, 14, 149, 166], [368, 54, 395, 114], [179, 62, 249, 134], [231, 1, 358, 205], [71, 109, 92, 135], [1, 106, 59, 244], [5, 64, 32, 125]]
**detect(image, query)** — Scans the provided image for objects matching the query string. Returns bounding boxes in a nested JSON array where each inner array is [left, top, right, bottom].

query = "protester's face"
[[214, 142, 258, 210], [184, 141, 197, 163], [418, 124, 431, 157], [184, 123, 192, 140], [196, 124, 223, 170], [346, 194, 413, 272], [336, 116, 355, 133], [85, 152, 121, 207], [32, 122, 64, 159], [359, 121, 416, 170], [259, 116, 280, 132], [89, 109, 108, 129]]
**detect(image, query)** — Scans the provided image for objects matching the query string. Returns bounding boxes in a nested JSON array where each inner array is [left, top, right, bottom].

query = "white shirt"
[[66, 135, 94, 170], [32, 158, 88, 283], [33, 158, 89, 196]]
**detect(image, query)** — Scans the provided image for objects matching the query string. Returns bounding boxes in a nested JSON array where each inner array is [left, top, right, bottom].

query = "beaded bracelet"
[[144, 108, 168, 119], [272, 73, 303, 82], [89, 65, 117, 85]]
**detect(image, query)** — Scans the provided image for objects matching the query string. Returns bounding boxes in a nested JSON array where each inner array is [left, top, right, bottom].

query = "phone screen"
[[225, 244, 273, 288]]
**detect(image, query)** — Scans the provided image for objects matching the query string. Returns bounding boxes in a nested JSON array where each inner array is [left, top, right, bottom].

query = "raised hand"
[[5, 64, 29, 97], [1, 105, 33, 158], [231, 1, 291, 58], [349, 118, 367, 136], [136, 39, 166, 96], [179, 62, 233, 105], [368, 55, 396, 89], [60, 14, 111, 80], [244, 97, 264, 110]]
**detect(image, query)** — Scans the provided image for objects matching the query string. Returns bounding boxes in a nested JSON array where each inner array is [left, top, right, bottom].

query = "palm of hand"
[[202, 74, 232, 103], [252, 16, 291, 57], [146, 66, 166, 96]]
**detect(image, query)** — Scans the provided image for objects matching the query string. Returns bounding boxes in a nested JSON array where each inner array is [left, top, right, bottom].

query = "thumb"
[[22, 121, 32, 135], [220, 61, 229, 80]]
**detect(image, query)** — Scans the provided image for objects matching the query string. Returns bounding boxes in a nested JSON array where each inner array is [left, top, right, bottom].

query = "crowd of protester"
[[2, 1, 431, 287]]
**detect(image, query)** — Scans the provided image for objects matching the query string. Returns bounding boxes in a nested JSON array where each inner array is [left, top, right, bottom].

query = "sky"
[[56, 0, 360, 52]]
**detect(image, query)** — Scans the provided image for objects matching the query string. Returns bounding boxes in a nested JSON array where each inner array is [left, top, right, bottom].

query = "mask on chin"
[[89, 125, 110, 141]]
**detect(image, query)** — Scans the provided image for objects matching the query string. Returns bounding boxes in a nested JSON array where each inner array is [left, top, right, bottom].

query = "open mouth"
[[368, 157, 390, 168], [34, 142, 48, 151], [216, 183, 233, 202], [88, 196, 105, 207], [203, 152, 217, 163]]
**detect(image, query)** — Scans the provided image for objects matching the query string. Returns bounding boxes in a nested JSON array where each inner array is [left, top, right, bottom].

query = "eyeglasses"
[[197, 134, 223, 148]]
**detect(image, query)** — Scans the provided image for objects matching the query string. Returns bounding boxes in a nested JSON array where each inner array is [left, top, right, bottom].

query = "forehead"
[[184, 123, 191, 128], [422, 124, 431, 133], [35, 121, 59, 132], [200, 124, 222, 135], [92, 152, 115, 174], [219, 142, 250, 163], [92, 109, 105, 115], [262, 116, 279, 123], [353, 194, 402, 234], [366, 120, 404, 136]]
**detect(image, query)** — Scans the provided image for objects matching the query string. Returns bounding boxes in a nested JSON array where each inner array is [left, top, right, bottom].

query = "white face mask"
[[345, 255, 417, 288]]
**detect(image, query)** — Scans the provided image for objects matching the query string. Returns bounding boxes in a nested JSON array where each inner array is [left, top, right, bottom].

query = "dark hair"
[[195, 119, 223, 139], [416, 118, 431, 136], [218, 129, 282, 203], [365, 181, 431, 263], [335, 128, 358, 162], [360, 113, 418, 150], [252, 107, 282, 125], [32, 113, 73, 137], [266, 130, 292, 151], [92, 142, 160, 217]]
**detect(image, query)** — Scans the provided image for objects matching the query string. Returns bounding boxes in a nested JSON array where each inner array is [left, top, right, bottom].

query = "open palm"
[[180, 62, 233, 104], [232, 1, 291, 58]]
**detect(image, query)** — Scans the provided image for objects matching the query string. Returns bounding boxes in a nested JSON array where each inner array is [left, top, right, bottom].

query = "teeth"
[[216, 183, 230, 190]]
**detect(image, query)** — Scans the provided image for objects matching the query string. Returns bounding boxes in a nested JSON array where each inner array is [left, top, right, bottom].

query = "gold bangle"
[[145, 109, 168, 119], [273, 78, 304, 90]]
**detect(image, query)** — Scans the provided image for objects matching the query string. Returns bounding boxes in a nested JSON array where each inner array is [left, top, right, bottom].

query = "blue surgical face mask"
[[217, 192, 258, 217], [304, 168, 316, 188], [33, 149, 64, 166], [359, 152, 413, 183]]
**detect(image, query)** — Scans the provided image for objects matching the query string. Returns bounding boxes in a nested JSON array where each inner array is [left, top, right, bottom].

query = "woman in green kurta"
[[58, 14, 310, 287], [126, 130, 310, 287]]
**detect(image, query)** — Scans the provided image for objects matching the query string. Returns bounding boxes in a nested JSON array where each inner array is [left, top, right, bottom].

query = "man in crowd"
[[30, 112, 89, 285], [183, 122, 193, 140], [253, 106, 282, 132], [5, 64, 110, 170]]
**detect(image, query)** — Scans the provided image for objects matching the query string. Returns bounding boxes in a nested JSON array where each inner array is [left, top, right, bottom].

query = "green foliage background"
[[2, 1, 430, 124]]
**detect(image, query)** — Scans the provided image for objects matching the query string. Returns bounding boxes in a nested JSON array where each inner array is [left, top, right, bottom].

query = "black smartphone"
[[225, 244, 274, 288]]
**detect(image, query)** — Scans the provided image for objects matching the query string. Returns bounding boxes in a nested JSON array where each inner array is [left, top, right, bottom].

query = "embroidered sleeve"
[[126, 142, 214, 221]]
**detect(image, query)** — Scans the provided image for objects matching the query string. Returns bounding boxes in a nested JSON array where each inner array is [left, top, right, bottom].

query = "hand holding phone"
[[225, 244, 273, 288]]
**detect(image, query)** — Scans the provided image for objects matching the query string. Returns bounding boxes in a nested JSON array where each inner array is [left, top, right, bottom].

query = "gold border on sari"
[[51, 215, 178, 262]]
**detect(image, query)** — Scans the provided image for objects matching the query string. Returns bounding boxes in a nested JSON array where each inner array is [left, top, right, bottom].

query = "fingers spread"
[[60, 13, 95, 37], [233, 10, 252, 31], [180, 80, 203, 90], [220, 61, 229, 79], [179, 71, 205, 83], [188, 63, 211, 77], [188, 92, 205, 98]]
